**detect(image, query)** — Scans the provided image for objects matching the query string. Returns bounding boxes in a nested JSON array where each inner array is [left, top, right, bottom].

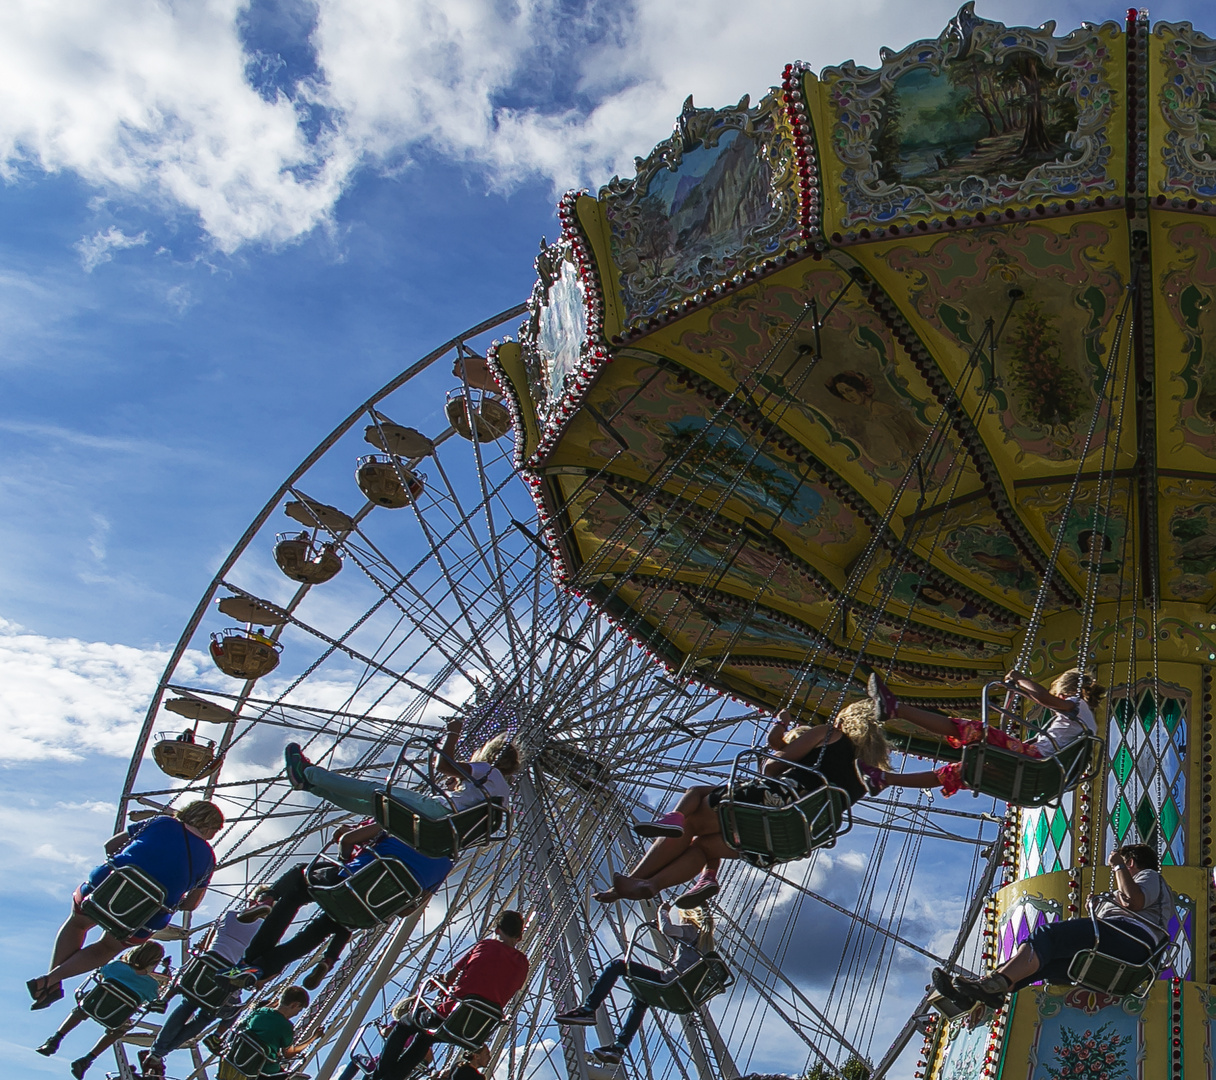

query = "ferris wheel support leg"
[[517, 773, 612, 1080], [314, 908, 427, 1080]]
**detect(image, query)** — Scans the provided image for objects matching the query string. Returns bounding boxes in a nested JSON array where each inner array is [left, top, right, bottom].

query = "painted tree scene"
[[872, 52, 1080, 191]]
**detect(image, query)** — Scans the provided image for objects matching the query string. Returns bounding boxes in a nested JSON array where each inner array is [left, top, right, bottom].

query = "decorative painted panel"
[[599, 94, 801, 327], [1105, 681, 1189, 866], [999, 894, 1062, 965], [1153, 22, 1216, 201], [1163, 890, 1195, 981], [1025, 986, 1147, 1080], [1020, 795, 1075, 879], [818, 5, 1122, 233], [936, 1010, 998, 1080]]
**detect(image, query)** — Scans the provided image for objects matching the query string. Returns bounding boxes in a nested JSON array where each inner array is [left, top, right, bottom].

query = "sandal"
[[30, 983, 64, 1011]]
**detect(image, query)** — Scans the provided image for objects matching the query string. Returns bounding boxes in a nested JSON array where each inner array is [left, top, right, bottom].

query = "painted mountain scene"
[[873, 53, 1080, 191], [607, 121, 787, 316]]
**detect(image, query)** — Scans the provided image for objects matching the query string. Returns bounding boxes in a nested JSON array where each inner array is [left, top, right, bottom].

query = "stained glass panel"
[[1105, 683, 1188, 866], [1020, 793, 1074, 878]]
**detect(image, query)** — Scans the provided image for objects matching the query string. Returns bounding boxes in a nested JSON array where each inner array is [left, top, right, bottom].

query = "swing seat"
[[178, 949, 236, 1010], [717, 747, 852, 867], [959, 733, 1101, 808], [375, 792, 509, 859], [80, 864, 168, 940], [274, 533, 343, 584], [217, 1031, 271, 1080], [412, 978, 504, 1049], [624, 952, 733, 1014], [76, 977, 144, 1030], [1062, 896, 1176, 999], [308, 853, 425, 930]]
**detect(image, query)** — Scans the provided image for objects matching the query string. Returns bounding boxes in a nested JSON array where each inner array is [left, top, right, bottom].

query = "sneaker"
[[203, 1033, 225, 1055], [35, 1037, 60, 1057], [555, 1006, 597, 1026], [930, 968, 973, 1013], [284, 743, 314, 791], [237, 903, 274, 923], [592, 1044, 625, 1065], [222, 965, 260, 989], [71, 1057, 94, 1079], [858, 764, 888, 797], [951, 971, 1010, 1009], [674, 869, 719, 909], [302, 959, 331, 990], [867, 672, 898, 723], [635, 811, 685, 839]]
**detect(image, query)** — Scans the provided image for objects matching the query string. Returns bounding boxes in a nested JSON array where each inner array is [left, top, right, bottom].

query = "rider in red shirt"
[[371, 911, 528, 1080]]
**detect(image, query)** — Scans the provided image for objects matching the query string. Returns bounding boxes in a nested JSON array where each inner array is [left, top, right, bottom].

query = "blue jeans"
[[1016, 915, 1157, 990], [304, 767, 449, 819], [149, 996, 240, 1057], [585, 959, 666, 1047]]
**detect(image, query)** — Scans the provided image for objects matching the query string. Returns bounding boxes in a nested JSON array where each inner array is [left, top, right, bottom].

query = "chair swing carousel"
[[484, 5, 1216, 1070]]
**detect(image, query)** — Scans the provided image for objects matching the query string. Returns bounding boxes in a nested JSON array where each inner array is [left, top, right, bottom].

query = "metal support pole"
[[517, 770, 605, 1080], [315, 908, 427, 1080]]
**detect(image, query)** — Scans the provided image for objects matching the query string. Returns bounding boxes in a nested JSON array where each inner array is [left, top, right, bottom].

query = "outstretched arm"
[[1005, 671, 1074, 713], [337, 822, 383, 862], [435, 718, 466, 779]]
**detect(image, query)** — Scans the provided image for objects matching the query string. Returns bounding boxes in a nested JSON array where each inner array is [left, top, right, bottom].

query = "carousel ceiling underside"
[[489, 7, 1216, 717]]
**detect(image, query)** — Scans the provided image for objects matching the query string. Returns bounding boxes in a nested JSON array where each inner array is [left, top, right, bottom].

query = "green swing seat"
[[375, 791, 510, 860], [217, 1030, 271, 1080], [625, 954, 733, 1015], [412, 977, 504, 1049], [374, 737, 513, 860], [77, 977, 145, 1030], [307, 852, 426, 930], [79, 864, 169, 940], [177, 949, 235, 1011], [717, 747, 852, 868], [1064, 895, 1176, 999], [960, 680, 1104, 807]]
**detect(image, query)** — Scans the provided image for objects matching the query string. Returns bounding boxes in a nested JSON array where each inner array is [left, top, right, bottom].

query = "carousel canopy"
[[489, 6, 1216, 720]]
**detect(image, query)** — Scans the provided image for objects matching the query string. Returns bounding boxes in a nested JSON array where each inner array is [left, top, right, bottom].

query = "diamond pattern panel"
[[1162, 891, 1195, 981], [1020, 793, 1074, 878], [998, 895, 1062, 965], [1105, 684, 1189, 866]]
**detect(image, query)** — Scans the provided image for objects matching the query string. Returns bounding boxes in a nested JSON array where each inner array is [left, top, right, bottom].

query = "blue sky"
[[0, 0, 1207, 1075]]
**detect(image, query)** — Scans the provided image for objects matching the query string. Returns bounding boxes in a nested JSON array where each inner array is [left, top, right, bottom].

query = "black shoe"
[[71, 1057, 94, 1079], [951, 972, 1010, 1009], [555, 1006, 597, 1026], [931, 968, 973, 1012], [35, 1037, 60, 1057]]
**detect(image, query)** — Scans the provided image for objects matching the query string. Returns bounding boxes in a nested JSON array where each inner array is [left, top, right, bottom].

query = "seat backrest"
[[312, 856, 424, 929], [437, 997, 504, 1048], [1066, 950, 1157, 998], [219, 1032, 270, 1080], [625, 956, 732, 1014], [80, 865, 167, 939], [376, 794, 507, 859], [77, 980, 142, 1029], [960, 735, 1099, 807], [718, 785, 848, 866], [178, 950, 234, 1010]]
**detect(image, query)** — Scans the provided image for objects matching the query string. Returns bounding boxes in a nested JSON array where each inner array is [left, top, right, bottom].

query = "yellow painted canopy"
[[489, 6, 1216, 718]]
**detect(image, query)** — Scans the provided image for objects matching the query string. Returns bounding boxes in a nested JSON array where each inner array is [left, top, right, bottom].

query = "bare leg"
[[45, 934, 126, 983], [53, 1009, 89, 1041], [628, 786, 717, 879], [50, 910, 96, 971], [638, 847, 707, 894], [993, 942, 1040, 985], [892, 704, 959, 739]]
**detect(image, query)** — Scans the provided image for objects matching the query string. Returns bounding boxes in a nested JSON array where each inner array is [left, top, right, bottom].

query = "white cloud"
[[0, 0, 1070, 251], [0, 616, 182, 761], [74, 226, 147, 271]]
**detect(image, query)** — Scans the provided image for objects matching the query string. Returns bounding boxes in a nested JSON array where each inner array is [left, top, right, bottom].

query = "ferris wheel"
[[110, 300, 1002, 1080]]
